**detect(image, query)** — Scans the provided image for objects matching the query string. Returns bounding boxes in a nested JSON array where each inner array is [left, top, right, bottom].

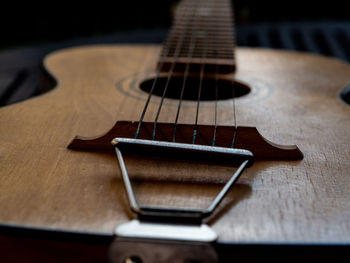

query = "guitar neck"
[[159, 0, 236, 74]]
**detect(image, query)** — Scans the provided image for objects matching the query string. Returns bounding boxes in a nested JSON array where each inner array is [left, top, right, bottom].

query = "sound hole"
[[341, 84, 350, 106], [139, 77, 250, 101]]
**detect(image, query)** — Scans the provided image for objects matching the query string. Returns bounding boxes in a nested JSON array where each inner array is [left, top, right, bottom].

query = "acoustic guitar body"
[[0, 45, 350, 257]]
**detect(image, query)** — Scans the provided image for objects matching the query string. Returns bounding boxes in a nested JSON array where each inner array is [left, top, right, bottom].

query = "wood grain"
[[0, 45, 350, 244]]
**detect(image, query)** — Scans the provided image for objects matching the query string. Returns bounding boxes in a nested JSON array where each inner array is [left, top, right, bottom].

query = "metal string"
[[152, 1, 199, 140], [192, 41, 208, 144], [172, 33, 197, 142], [151, 36, 185, 140], [134, 47, 169, 139], [230, 1, 238, 148], [230, 77, 237, 148], [134, 3, 192, 139], [211, 62, 219, 146], [135, 0, 238, 148]]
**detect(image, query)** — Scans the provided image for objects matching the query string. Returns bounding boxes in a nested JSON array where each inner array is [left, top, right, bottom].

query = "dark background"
[[0, 0, 349, 49]]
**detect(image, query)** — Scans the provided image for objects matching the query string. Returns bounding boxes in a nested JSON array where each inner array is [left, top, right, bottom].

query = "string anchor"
[[109, 138, 254, 263]]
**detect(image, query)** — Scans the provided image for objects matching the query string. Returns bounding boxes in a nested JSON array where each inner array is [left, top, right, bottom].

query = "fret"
[[174, 13, 233, 19], [163, 48, 235, 58], [164, 41, 235, 47], [165, 34, 235, 41], [165, 37, 235, 45], [163, 44, 235, 58], [176, 3, 231, 9], [174, 17, 233, 24], [169, 27, 234, 34], [162, 44, 234, 53], [162, 46, 235, 53], [165, 34, 235, 42], [159, 57, 235, 74], [172, 22, 234, 27], [164, 47, 234, 54], [159, 0, 236, 73], [164, 51, 234, 57], [172, 20, 234, 26], [164, 53, 234, 60], [174, 13, 232, 18]]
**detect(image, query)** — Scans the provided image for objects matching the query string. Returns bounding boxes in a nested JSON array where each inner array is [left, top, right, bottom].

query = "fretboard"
[[159, 0, 236, 74]]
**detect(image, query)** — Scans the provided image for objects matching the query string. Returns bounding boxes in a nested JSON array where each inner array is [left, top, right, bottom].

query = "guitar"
[[1, 0, 350, 262]]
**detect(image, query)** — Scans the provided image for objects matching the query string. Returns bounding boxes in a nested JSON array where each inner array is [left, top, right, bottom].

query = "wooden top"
[[0, 45, 350, 243]]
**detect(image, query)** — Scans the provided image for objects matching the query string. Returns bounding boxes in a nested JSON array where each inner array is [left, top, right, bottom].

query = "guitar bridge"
[[68, 121, 303, 161]]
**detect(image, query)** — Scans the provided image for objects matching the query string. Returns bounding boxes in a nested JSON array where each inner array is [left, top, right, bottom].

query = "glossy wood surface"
[[0, 45, 350, 243]]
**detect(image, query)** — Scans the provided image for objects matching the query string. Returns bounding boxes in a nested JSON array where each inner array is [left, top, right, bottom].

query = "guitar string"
[[152, 0, 200, 140], [230, 1, 238, 148], [192, 40, 208, 144], [134, 2, 192, 139], [212, 62, 219, 146], [134, 46, 169, 139], [230, 72, 237, 148], [136, 0, 237, 147], [151, 33, 186, 140], [172, 1, 202, 142], [172, 0, 237, 147], [212, 0, 237, 148], [172, 37, 197, 142]]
